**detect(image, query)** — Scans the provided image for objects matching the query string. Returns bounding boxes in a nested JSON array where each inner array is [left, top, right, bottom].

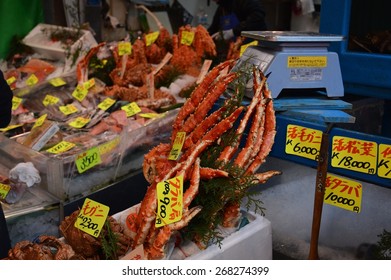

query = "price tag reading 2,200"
[[285, 124, 323, 160], [331, 136, 377, 175], [75, 198, 110, 237], [155, 175, 183, 228]]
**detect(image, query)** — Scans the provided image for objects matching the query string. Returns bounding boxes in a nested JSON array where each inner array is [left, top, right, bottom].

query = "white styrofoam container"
[[186, 211, 272, 260], [22, 23, 97, 69], [114, 205, 272, 260]]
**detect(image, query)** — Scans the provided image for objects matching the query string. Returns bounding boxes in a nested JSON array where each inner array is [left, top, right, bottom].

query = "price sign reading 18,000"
[[285, 124, 323, 160], [331, 136, 377, 175]]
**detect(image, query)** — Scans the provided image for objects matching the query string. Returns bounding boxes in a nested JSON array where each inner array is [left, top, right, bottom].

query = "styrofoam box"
[[22, 23, 97, 66], [114, 205, 272, 260]]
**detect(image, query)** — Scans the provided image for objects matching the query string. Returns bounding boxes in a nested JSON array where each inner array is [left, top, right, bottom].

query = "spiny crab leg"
[[171, 59, 235, 140], [182, 106, 226, 150], [218, 68, 267, 164], [245, 86, 276, 175], [133, 106, 244, 248], [179, 72, 237, 136], [146, 206, 202, 260]]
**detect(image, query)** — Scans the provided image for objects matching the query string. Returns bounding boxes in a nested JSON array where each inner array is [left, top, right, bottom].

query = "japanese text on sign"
[[75, 147, 102, 174], [168, 132, 186, 160], [0, 183, 11, 200], [331, 136, 377, 174], [378, 144, 391, 179], [287, 56, 327, 68], [285, 124, 322, 160], [324, 173, 362, 213], [156, 175, 183, 228], [75, 198, 110, 237]]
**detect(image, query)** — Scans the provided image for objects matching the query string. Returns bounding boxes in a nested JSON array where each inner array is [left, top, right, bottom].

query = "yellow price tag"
[[49, 77, 67, 87], [69, 116, 90, 128], [0, 183, 11, 200], [59, 104, 78, 115], [75, 198, 110, 237], [32, 114, 47, 129], [377, 144, 391, 179], [145, 31, 160, 46], [181, 31, 195, 46], [118, 41, 132, 56], [46, 141, 75, 154], [138, 113, 162, 119], [168, 132, 186, 160], [75, 147, 102, 174], [324, 173, 362, 213], [285, 124, 323, 161], [6, 76, 16, 85], [84, 78, 95, 90], [121, 102, 141, 117], [98, 97, 116, 111], [26, 74, 39, 86], [240, 40, 258, 56], [98, 137, 120, 155], [72, 84, 88, 102], [42, 94, 60, 106], [0, 124, 23, 132], [331, 136, 377, 174], [156, 175, 183, 228], [12, 96, 23, 111]]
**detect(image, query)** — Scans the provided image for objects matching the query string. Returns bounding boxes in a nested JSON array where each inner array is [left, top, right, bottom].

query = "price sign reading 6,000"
[[285, 124, 323, 161], [331, 136, 377, 174]]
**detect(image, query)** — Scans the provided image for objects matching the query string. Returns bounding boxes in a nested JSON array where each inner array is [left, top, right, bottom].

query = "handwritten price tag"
[[168, 132, 186, 160], [121, 102, 141, 117], [181, 31, 195, 46], [98, 97, 116, 111], [98, 136, 120, 155], [0, 183, 11, 200], [331, 136, 377, 174], [12, 96, 23, 111], [378, 144, 391, 179], [69, 116, 90, 128], [324, 173, 362, 213], [6, 76, 16, 85], [118, 41, 132, 56], [72, 84, 88, 102], [285, 124, 322, 160], [59, 104, 78, 115], [145, 31, 159, 46], [49, 77, 67, 87], [32, 114, 47, 129], [46, 141, 75, 154], [26, 74, 39, 86], [75, 147, 102, 174], [42, 94, 60, 107], [75, 198, 110, 237], [156, 175, 183, 228]]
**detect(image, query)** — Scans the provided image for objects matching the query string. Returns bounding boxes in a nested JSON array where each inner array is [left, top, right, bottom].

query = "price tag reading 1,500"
[[331, 136, 378, 175], [75, 198, 110, 237]]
